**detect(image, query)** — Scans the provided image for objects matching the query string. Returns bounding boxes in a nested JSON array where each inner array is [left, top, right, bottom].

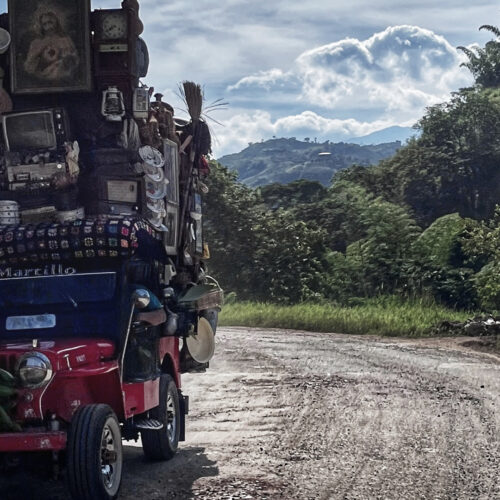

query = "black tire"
[[141, 374, 180, 460], [67, 404, 123, 500]]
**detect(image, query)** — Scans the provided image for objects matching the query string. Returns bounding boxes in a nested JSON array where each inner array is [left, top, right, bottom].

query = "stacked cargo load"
[[0, 0, 222, 376], [0, 0, 216, 285]]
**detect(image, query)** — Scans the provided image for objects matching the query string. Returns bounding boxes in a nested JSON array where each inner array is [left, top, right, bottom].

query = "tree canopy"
[[202, 25, 500, 311]]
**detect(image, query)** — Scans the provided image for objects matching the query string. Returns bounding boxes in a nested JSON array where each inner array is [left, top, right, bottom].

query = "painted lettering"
[[0, 265, 79, 278]]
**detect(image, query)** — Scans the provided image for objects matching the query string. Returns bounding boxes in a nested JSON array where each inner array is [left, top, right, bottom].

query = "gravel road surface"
[[2, 327, 499, 499]]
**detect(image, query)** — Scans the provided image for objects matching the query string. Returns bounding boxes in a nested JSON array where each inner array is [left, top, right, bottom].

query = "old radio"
[[7, 162, 65, 184], [82, 164, 144, 216]]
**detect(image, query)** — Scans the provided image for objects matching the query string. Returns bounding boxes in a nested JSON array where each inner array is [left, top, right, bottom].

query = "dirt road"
[[2, 327, 500, 499]]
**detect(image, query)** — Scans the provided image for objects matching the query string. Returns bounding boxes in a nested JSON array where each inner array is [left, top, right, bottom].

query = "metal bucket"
[[0, 200, 19, 225]]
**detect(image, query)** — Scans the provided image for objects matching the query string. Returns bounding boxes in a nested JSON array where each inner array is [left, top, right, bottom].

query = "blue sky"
[[1, 1, 499, 156]]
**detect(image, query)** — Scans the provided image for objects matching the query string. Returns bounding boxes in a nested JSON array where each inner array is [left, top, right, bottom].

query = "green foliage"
[[323, 251, 357, 301], [417, 267, 477, 310], [259, 179, 326, 210], [248, 210, 328, 303], [372, 89, 500, 225], [219, 298, 472, 337], [319, 194, 421, 300], [472, 263, 500, 310], [457, 25, 500, 87], [463, 206, 500, 260], [356, 198, 421, 294], [294, 181, 374, 252], [414, 213, 467, 267], [462, 206, 500, 310], [203, 26, 500, 318], [204, 162, 328, 304], [202, 161, 260, 298]]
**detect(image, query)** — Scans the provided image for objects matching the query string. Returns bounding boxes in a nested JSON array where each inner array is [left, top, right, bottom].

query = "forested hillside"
[[218, 138, 402, 186], [204, 26, 500, 312]]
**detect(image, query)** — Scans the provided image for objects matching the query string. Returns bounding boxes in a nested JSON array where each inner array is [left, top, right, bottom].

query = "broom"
[[181, 81, 202, 127], [178, 81, 203, 251]]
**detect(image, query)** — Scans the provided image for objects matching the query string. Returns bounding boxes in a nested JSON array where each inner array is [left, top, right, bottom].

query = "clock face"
[[100, 12, 128, 40]]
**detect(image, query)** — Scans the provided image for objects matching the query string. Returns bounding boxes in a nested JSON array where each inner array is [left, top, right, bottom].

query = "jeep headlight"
[[16, 352, 52, 388]]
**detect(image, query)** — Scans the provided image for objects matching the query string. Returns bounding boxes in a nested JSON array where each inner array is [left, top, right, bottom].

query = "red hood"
[[0, 338, 119, 423], [0, 338, 116, 371]]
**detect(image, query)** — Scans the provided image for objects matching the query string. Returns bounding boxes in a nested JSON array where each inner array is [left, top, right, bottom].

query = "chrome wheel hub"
[[100, 422, 120, 491], [166, 392, 177, 443]]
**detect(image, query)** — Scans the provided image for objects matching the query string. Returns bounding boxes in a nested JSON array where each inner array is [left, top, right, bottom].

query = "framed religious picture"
[[9, 0, 92, 94]]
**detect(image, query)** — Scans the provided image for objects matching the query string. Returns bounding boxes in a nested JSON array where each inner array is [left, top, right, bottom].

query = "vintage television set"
[[2, 109, 71, 190], [2, 108, 70, 154]]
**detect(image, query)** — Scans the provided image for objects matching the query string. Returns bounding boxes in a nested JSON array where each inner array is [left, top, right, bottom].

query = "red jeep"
[[0, 252, 220, 499]]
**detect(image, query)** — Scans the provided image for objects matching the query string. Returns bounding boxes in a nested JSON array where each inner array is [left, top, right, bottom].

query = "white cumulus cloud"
[[228, 69, 287, 91], [229, 25, 473, 122]]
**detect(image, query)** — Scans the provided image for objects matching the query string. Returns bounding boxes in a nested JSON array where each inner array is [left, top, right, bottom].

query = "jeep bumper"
[[0, 431, 66, 452]]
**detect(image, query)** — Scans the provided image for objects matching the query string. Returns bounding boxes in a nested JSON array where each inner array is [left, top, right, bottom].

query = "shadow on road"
[[122, 444, 219, 499], [0, 445, 218, 500]]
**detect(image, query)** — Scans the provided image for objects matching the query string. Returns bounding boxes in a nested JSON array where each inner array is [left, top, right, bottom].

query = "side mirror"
[[132, 289, 150, 309]]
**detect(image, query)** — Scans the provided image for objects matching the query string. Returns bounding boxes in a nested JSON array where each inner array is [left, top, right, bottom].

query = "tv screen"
[[3, 112, 56, 152]]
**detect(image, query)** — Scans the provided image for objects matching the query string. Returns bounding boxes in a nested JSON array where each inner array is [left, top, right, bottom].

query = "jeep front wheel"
[[67, 404, 123, 500]]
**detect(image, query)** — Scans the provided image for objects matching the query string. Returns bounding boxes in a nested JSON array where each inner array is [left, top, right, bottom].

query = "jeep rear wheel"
[[67, 404, 123, 500], [141, 373, 180, 460]]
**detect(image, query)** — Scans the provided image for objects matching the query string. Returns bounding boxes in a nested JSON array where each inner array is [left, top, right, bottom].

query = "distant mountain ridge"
[[348, 126, 416, 145], [218, 137, 402, 187]]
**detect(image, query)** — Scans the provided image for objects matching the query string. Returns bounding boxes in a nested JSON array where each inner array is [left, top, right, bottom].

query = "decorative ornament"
[[143, 163, 165, 183], [145, 178, 167, 199], [138, 145, 164, 168]]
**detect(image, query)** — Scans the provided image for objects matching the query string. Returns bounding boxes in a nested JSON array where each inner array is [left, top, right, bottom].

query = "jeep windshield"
[[0, 272, 123, 341], [0, 272, 117, 307]]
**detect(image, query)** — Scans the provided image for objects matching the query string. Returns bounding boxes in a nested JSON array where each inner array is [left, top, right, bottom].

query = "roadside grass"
[[218, 297, 473, 337]]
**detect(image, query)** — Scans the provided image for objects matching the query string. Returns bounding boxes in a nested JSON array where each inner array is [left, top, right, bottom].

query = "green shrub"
[[219, 298, 472, 337]]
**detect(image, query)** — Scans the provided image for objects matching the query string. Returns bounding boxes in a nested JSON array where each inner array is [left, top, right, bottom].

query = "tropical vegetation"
[[205, 26, 500, 330]]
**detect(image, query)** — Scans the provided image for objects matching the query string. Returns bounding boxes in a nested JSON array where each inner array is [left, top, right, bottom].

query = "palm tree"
[[457, 25, 500, 87]]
